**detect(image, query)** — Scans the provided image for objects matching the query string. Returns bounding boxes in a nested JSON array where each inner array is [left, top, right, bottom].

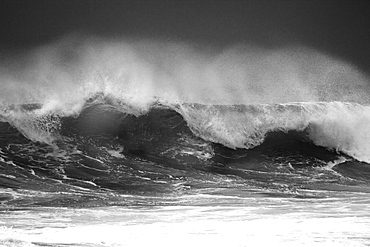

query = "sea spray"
[[1, 36, 369, 111], [1, 36, 370, 162]]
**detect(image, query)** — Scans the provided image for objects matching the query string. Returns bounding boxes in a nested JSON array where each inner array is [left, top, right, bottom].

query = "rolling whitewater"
[[1, 38, 370, 246]]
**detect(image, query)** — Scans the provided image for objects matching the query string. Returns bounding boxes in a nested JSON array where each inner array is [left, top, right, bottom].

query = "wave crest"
[[1, 99, 370, 163], [0, 37, 370, 163], [177, 101, 370, 163]]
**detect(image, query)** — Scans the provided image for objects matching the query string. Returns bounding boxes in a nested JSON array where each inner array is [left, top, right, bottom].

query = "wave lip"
[[177, 101, 370, 163], [306, 102, 370, 163]]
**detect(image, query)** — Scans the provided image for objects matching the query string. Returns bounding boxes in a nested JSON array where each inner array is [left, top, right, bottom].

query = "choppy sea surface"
[[0, 102, 370, 246], [1, 39, 370, 246]]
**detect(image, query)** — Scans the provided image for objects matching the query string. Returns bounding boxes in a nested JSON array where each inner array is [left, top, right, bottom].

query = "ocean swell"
[[1, 99, 370, 164], [1, 37, 370, 163]]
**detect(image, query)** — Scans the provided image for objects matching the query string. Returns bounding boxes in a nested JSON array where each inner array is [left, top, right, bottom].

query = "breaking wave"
[[1, 36, 370, 163], [1, 98, 370, 163]]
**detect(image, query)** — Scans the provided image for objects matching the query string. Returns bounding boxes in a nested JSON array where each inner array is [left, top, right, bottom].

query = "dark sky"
[[1, 0, 370, 72]]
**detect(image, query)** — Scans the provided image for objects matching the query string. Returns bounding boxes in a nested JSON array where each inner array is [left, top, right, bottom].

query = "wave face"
[[1, 100, 370, 207], [1, 37, 370, 206]]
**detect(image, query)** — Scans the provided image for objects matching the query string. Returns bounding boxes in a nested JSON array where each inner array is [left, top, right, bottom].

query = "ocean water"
[[1, 38, 370, 246]]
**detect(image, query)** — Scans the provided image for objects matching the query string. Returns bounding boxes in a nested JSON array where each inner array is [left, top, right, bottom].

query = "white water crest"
[[177, 102, 370, 163], [1, 35, 370, 161]]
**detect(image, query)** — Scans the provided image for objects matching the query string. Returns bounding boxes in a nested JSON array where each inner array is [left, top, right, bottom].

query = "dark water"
[[1, 103, 370, 208]]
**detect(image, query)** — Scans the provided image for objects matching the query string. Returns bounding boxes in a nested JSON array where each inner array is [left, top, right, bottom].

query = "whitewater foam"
[[307, 102, 370, 162], [177, 102, 370, 163], [1, 36, 370, 162]]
